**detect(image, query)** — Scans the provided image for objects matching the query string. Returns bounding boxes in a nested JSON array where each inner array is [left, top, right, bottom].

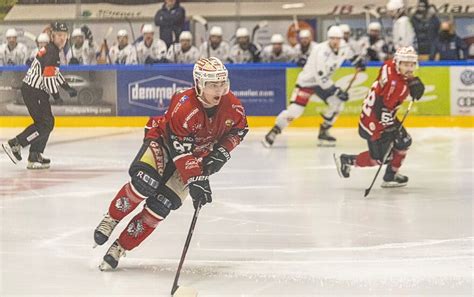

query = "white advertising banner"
[[450, 66, 474, 115]]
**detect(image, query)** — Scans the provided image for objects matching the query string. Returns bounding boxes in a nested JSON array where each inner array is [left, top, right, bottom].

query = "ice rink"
[[0, 127, 473, 297]]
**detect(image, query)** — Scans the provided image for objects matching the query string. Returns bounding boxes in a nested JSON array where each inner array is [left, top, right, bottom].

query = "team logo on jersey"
[[225, 119, 234, 127], [128, 75, 192, 112]]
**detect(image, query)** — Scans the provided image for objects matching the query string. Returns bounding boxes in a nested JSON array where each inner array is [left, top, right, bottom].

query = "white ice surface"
[[0, 127, 473, 297]]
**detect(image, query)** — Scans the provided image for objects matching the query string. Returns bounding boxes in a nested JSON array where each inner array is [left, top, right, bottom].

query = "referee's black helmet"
[[51, 22, 68, 32]]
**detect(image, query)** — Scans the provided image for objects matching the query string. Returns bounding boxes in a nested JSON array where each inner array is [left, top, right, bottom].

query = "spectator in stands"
[[26, 33, 49, 66], [229, 27, 261, 63], [411, 0, 440, 56], [166, 31, 199, 64], [67, 27, 96, 65], [0, 28, 28, 66], [108, 29, 138, 64], [340, 24, 361, 59], [387, 0, 415, 50], [430, 21, 468, 61], [294, 29, 317, 67], [154, 0, 185, 48], [136, 24, 168, 64], [261, 34, 295, 63], [358, 22, 389, 61], [199, 26, 230, 62]]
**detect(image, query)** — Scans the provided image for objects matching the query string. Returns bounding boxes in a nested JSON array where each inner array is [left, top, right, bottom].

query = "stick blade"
[[364, 188, 370, 198], [172, 286, 198, 297]]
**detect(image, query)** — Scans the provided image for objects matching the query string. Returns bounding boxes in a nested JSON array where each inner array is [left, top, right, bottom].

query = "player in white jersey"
[[108, 29, 138, 65], [199, 26, 230, 62], [263, 26, 365, 147], [27, 33, 50, 66], [340, 24, 361, 60], [387, 0, 415, 50], [67, 28, 96, 65], [358, 22, 389, 61], [136, 24, 168, 64], [261, 34, 296, 63], [294, 29, 317, 67], [229, 27, 261, 63], [166, 31, 200, 64], [0, 28, 28, 66]]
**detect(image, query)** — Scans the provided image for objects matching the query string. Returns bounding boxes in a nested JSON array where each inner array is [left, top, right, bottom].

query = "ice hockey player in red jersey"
[[93, 57, 248, 270], [334, 46, 425, 187]]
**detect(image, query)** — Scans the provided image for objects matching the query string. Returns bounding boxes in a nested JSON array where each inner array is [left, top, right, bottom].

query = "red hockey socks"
[[355, 151, 379, 167], [118, 208, 162, 251], [390, 149, 407, 172], [108, 182, 146, 221]]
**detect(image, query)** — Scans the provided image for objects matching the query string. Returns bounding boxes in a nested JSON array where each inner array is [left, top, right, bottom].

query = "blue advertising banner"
[[116, 65, 287, 116]]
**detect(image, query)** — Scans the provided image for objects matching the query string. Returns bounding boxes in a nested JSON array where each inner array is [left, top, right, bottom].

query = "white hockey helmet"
[[142, 24, 155, 34], [270, 34, 284, 44], [394, 46, 418, 72], [193, 57, 229, 104], [72, 28, 84, 38], [5, 28, 17, 38], [179, 31, 192, 41], [368, 22, 382, 32], [339, 24, 351, 34], [210, 26, 223, 36], [327, 25, 343, 39], [117, 29, 128, 37], [235, 27, 249, 38], [37, 33, 50, 43], [299, 29, 312, 39], [387, 0, 405, 11]]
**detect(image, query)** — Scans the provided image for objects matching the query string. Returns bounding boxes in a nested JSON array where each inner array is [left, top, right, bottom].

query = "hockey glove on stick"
[[202, 145, 230, 175], [335, 87, 349, 102], [188, 176, 212, 209], [62, 84, 78, 97], [407, 77, 425, 101]]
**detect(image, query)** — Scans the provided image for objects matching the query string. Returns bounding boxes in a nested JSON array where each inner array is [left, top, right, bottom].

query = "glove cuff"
[[216, 145, 231, 161], [187, 175, 209, 185]]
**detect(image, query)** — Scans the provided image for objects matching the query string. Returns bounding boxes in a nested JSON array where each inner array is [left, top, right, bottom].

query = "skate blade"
[[173, 286, 198, 297], [98, 261, 113, 271], [2, 143, 19, 164], [261, 139, 273, 148], [27, 162, 50, 169], [333, 153, 343, 178], [317, 140, 336, 147], [381, 181, 407, 188]]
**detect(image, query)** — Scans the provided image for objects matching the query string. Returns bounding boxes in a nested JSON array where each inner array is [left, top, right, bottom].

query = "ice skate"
[[27, 152, 50, 169], [318, 124, 336, 147], [381, 166, 408, 188], [2, 138, 22, 164], [99, 240, 126, 271], [94, 213, 119, 247], [334, 154, 356, 178], [262, 126, 281, 148]]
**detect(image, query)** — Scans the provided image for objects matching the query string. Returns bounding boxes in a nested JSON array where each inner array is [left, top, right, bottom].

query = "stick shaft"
[[171, 203, 202, 295], [364, 100, 414, 197]]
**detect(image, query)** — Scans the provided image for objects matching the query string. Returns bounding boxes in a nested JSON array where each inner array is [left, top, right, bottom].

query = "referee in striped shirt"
[[2, 22, 77, 169]]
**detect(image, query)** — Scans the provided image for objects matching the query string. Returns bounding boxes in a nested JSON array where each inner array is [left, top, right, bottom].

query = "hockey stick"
[[125, 18, 141, 64], [344, 69, 360, 93], [103, 26, 113, 64], [364, 100, 414, 198], [171, 201, 202, 297], [192, 15, 209, 58], [251, 20, 268, 44]]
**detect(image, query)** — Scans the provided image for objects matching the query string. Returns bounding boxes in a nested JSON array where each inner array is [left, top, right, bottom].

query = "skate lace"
[[110, 242, 126, 259], [97, 215, 119, 236]]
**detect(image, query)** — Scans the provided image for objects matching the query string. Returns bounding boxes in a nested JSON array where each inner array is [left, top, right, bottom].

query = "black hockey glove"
[[296, 57, 307, 67], [407, 77, 425, 101], [52, 93, 64, 105], [335, 87, 349, 102], [81, 25, 93, 42], [351, 55, 366, 71], [202, 145, 230, 175], [62, 84, 78, 97], [69, 57, 80, 65], [188, 176, 212, 209], [145, 56, 159, 64]]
